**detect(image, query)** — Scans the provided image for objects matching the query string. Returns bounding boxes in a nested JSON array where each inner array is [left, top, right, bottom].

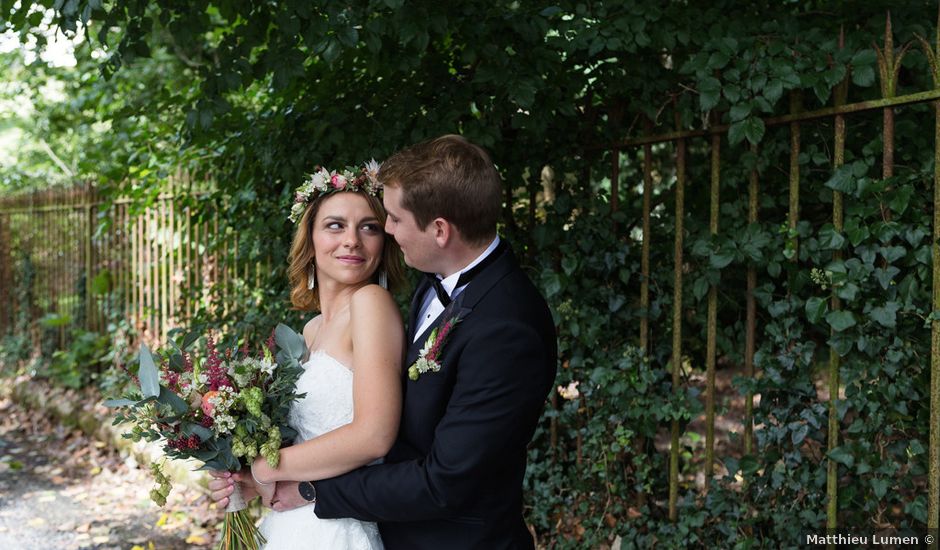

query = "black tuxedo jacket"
[[313, 243, 557, 549]]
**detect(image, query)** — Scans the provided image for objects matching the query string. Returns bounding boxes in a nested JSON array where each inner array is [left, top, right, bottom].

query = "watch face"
[[298, 481, 317, 502]]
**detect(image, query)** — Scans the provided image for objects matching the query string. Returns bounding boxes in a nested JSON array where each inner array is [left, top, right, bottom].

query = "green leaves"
[[138, 345, 160, 398], [103, 398, 138, 408], [804, 297, 828, 324], [699, 76, 722, 111], [850, 49, 877, 87], [157, 387, 189, 414], [728, 116, 765, 146], [826, 310, 856, 332], [275, 323, 305, 362], [817, 225, 845, 250], [869, 302, 899, 328], [827, 446, 854, 468], [889, 185, 913, 215]]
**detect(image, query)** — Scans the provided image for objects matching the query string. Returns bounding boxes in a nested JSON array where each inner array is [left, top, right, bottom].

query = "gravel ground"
[[0, 395, 220, 550]]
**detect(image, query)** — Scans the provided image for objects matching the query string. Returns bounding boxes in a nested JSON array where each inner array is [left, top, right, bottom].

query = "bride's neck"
[[317, 282, 363, 320]]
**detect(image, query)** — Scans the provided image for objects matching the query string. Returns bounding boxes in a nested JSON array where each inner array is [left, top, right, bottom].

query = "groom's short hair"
[[378, 134, 501, 245]]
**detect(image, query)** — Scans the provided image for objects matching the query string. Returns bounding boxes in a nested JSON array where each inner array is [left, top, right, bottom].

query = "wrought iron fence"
[[596, 17, 940, 533], [0, 174, 259, 350]]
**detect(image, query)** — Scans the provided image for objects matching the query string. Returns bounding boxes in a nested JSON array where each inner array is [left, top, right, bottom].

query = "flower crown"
[[288, 159, 382, 224]]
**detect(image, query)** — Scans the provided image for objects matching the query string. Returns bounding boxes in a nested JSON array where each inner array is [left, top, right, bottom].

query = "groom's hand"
[[270, 481, 307, 513]]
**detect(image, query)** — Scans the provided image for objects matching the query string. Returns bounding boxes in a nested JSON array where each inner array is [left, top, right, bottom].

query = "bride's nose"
[[343, 228, 361, 249]]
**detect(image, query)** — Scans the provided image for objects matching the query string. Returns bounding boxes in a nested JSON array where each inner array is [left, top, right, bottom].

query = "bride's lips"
[[336, 255, 366, 264]]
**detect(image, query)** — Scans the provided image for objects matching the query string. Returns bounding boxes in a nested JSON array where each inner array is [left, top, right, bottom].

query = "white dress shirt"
[[412, 236, 501, 342]]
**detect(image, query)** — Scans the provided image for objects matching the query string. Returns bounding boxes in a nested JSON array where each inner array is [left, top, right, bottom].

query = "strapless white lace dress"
[[258, 351, 383, 549]]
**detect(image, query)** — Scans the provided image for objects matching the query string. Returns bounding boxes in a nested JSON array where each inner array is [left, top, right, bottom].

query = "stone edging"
[[0, 374, 208, 493]]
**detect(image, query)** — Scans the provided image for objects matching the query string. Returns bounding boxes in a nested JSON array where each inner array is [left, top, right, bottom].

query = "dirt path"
[[0, 396, 219, 549]]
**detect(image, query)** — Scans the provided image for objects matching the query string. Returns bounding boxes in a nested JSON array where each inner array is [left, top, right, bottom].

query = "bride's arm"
[[252, 285, 403, 483]]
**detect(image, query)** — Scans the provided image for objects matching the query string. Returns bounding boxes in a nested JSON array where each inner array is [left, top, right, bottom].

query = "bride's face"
[[311, 192, 385, 288]]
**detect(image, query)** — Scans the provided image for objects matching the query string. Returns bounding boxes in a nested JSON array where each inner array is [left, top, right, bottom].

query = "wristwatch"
[[298, 480, 317, 503]]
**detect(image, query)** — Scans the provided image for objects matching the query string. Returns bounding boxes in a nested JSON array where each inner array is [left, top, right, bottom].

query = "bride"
[[211, 162, 405, 549]]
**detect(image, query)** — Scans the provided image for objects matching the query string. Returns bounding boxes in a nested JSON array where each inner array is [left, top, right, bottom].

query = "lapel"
[[406, 276, 431, 344], [404, 242, 518, 366]]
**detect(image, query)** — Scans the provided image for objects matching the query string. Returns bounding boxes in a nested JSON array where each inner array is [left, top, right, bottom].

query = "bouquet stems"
[[218, 484, 265, 550]]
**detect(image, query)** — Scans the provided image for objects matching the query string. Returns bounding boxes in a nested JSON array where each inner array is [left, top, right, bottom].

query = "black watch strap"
[[298, 480, 317, 503]]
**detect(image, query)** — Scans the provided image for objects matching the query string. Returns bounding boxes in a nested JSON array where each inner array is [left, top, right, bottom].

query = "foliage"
[[2, 1, 939, 546], [0, 252, 36, 368], [0, 22, 197, 194], [43, 328, 109, 388]]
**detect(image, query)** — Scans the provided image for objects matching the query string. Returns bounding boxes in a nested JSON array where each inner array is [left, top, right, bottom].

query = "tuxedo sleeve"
[[313, 319, 553, 522]]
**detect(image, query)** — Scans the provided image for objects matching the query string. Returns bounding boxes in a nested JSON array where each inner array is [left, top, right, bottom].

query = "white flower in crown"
[[364, 158, 380, 180], [288, 202, 306, 223], [311, 168, 330, 191]]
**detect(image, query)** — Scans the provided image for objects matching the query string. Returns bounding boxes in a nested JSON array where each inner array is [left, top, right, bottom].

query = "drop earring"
[[307, 263, 317, 290], [378, 270, 388, 289]]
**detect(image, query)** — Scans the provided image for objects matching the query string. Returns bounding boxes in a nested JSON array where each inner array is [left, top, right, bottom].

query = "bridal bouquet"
[[105, 323, 308, 550]]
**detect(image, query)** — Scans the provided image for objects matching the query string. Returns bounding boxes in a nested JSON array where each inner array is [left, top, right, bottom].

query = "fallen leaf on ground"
[[155, 513, 169, 527], [185, 532, 208, 544]]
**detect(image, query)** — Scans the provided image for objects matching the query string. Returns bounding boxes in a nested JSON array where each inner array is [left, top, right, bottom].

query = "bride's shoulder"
[[302, 314, 322, 341], [352, 283, 393, 302], [351, 284, 398, 316]]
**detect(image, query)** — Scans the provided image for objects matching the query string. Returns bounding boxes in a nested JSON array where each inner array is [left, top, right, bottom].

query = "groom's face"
[[383, 185, 436, 272]]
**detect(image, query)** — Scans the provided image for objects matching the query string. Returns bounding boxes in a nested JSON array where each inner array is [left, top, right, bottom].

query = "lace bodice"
[[289, 350, 355, 443]]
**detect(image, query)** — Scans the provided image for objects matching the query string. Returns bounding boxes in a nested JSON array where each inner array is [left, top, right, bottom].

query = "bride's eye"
[[326, 222, 343, 230], [361, 223, 381, 233]]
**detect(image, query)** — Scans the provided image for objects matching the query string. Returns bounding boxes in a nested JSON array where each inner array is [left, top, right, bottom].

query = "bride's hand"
[[250, 459, 277, 507], [255, 476, 276, 508], [207, 469, 258, 508]]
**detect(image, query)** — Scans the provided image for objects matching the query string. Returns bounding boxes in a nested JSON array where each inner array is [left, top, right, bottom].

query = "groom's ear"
[[431, 217, 452, 248]]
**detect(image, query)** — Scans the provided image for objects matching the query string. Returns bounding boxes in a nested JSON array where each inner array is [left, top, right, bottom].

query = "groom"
[[214, 135, 557, 549]]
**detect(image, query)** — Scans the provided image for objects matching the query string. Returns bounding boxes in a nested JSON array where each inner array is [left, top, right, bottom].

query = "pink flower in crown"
[[330, 173, 347, 189]]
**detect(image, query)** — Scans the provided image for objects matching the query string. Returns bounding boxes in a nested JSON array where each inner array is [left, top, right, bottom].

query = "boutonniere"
[[408, 315, 462, 381]]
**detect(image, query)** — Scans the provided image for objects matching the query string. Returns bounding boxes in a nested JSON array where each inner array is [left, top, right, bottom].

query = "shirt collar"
[[437, 235, 501, 295]]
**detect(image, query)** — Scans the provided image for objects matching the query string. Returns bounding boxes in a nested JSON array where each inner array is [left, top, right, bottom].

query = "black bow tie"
[[424, 240, 505, 307]]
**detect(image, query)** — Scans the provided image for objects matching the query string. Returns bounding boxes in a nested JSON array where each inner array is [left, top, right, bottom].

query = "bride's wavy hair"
[[287, 191, 405, 311]]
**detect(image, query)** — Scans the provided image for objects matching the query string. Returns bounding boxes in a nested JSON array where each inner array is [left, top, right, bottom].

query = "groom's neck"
[[435, 236, 494, 279]]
